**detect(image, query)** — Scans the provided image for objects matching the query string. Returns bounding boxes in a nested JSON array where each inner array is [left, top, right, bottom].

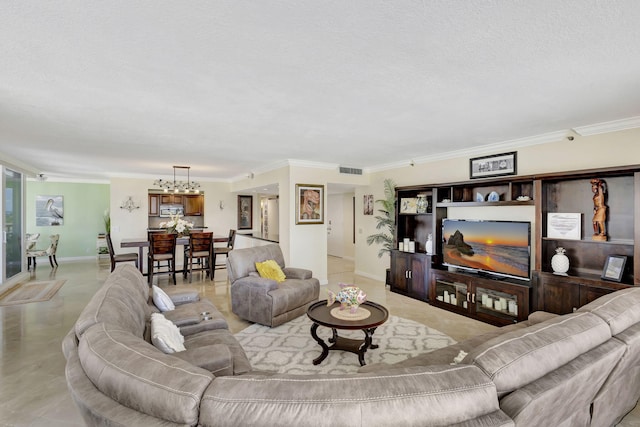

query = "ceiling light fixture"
[[153, 165, 201, 193]]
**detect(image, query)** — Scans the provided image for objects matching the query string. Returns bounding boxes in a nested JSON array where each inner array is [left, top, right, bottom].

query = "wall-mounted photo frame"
[[602, 255, 627, 282], [363, 194, 373, 215], [470, 151, 517, 179], [296, 184, 324, 224], [36, 195, 64, 226], [237, 195, 253, 230]]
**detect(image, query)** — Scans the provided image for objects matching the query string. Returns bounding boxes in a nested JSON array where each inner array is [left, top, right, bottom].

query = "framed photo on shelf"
[[470, 151, 517, 179], [601, 255, 627, 282], [399, 197, 417, 214], [296, 184, 324, 224], [237, 195, 253, 230], [547, 213, 581, 240]]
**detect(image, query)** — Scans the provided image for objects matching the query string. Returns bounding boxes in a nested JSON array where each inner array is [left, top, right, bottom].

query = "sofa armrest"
[[282, 267, 312, 280], [528, 311, 559, 325], [173, 344, 234, 377], [233, 276, 279, 292]]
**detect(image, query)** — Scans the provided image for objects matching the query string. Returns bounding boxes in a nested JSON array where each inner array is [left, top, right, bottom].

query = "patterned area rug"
[[0, 280, 66, 306], [234, 314, 456, 375]]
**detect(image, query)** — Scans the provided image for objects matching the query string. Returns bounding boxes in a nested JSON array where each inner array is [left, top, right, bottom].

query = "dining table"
[[121, 235, 229, 274]]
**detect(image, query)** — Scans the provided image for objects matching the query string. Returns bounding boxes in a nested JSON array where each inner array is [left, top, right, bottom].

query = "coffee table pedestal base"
[[310, 323, 378, 366]]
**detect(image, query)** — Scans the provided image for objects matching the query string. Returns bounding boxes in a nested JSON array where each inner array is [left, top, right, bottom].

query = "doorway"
[[3, 168, 23, 282]]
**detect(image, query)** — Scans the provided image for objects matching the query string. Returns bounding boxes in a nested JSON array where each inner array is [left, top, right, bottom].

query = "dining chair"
[[212, 229, 236, 279], [106, 233, 139, 272], [26, 234, 59, 270], [147, 233, 177, 285], [183, 232, 213, 282]]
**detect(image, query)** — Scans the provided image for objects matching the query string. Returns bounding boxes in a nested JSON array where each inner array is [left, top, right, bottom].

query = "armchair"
[[227, 244, 320, 327]]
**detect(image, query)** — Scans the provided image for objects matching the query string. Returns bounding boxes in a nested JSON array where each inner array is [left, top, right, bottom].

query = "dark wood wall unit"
[[390, 164, 640, 323]]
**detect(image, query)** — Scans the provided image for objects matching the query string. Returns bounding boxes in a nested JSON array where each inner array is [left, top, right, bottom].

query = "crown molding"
[[367, 130, 567, 173], [573, 116, 640, 136]]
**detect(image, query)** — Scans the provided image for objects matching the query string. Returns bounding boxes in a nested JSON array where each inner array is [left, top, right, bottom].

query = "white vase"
[[551, 247, 570, 275], [425, 234, 433, 254]]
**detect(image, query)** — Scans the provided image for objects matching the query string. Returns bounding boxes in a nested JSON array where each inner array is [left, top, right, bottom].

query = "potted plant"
[[366, 178, 396, 283]]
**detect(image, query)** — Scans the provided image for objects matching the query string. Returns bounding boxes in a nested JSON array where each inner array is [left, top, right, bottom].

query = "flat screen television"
[[442, 219, 531, 281]]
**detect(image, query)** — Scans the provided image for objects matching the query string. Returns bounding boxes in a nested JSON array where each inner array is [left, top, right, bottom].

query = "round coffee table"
[[307, 300, 389, 366]]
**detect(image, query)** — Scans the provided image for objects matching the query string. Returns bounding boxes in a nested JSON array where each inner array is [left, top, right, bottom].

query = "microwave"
[[159, 204, 184, 217]]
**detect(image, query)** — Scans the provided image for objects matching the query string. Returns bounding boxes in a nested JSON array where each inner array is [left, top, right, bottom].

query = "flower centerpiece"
[[159, 214, 194, 236]]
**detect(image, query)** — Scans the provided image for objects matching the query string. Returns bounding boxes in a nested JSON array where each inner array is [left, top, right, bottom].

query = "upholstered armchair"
[[227, 244, 320, 327], [26, 234, 59, 269]]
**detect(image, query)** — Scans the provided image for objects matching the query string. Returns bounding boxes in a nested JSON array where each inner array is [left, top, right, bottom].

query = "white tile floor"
[[0, 257, 638, 426]]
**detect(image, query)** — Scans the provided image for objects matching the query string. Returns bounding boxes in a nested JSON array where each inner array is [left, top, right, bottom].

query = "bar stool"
[[184, 232, 213, 282], [147, 233, 177, 285], [212, 229, 236, 279], [106, 233, 139, 272]]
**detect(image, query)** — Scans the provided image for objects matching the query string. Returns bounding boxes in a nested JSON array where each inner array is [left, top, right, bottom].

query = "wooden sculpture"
[[591, 178, 607, 241]]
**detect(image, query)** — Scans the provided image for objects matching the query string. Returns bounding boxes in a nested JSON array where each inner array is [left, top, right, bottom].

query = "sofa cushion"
[[184, 329, 252, 375], [577, 286, 640, 335], [79, 323, 213, 425], [464, 312, 611, 395], [200, 365, 507, 427], [162, 298, 229, 335], [255, 260, 286, 282], [75, 279, 148, 338], [152, 285, 175, 312], [150, 313, 186, 353]]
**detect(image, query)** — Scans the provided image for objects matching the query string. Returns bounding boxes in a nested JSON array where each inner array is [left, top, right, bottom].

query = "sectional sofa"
[[64, 264, 640, 426]]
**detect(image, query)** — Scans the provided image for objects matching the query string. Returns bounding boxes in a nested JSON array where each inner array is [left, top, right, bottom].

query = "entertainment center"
[[390, 164, 640, 326]]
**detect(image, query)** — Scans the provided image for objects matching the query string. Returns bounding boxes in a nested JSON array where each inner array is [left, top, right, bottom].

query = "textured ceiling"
[[1, 1, 640, 182]]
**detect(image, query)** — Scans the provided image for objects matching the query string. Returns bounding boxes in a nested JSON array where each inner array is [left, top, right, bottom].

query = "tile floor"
[[0, 257, 638, 426]]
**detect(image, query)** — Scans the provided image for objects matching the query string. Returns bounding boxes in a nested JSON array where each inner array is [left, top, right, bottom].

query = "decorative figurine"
[[591, 178, 607, 241], [327, 284, 367, 313], [551, 247, 570, 275]]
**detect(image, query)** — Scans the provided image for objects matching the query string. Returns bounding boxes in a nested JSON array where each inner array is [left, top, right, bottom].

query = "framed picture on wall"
[[237, 195, 253, 230], [363, 194, 374, 215], [470, 151, 517, 179], [296, 184, 324, 224], [36, 195, 64, 226]]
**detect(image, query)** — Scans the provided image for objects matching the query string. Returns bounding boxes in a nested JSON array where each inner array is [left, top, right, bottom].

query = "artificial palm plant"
[[366, 178, 397, 257]]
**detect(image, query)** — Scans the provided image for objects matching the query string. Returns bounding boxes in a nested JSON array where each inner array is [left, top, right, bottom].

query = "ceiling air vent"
[[339, 166, 363, 175]]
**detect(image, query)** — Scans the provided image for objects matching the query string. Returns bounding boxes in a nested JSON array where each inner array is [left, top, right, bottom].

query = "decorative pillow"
[[255, 259, 286, 283], [150, 313, 186, 353], [152, 285, 175, 312]]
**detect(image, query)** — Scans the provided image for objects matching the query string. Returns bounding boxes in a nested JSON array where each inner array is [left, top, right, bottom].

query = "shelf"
[[436, 200, 535, 208], [542, 237, 634, 246]]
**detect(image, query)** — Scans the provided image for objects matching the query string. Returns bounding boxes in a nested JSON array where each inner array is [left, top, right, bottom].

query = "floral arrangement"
[[159, 214, 194, 236]]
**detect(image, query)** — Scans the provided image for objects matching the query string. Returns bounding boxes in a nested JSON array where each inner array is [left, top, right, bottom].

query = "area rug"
[[0, 280, 66, 306], [234, 314, 456, 375]]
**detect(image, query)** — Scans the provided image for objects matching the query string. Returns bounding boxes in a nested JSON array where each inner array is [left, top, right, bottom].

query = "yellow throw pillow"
[[255, 259, 286, 283]]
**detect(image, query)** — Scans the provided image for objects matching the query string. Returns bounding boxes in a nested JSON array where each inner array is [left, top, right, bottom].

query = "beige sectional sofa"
[[64, 264, 640, 426]]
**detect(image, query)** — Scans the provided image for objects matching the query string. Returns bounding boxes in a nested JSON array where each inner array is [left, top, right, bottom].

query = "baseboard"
[[354, 270, 385, 283]]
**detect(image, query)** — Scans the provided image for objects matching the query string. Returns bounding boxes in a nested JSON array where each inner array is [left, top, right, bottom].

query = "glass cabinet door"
[[434, 278, 470, 311], [475, 286, 519, 321]]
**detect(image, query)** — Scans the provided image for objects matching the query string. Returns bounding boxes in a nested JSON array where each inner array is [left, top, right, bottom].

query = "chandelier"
[[153, 165, 201, 193]]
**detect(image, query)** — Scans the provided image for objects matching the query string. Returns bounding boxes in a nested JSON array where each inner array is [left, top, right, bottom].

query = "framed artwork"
[[237, 195, 253, 230], [547, 213, 581, 240], [602, 255, 627, 282], [363, 194, 373, 215], [399, 197, 417, 214], [470, 151, 517, 179], [36, 195, 64, 226], [296, 184, 324, 224]]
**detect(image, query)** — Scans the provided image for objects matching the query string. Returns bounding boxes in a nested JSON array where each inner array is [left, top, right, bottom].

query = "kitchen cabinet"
[[148, 194, 160, 216], [184, 195, 204, 216], [161, 194, 184, 205]]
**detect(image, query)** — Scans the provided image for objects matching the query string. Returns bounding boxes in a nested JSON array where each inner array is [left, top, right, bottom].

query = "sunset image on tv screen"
[[443, 220, 530, 279]]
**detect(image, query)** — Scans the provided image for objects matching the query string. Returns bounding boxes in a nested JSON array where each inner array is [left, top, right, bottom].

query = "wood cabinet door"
[[409, 254, 428, 300], [148, 195, 160, 216], [184, 195, 204, 216], [390, 251, 409, 293], [540, 275, 580, 314]]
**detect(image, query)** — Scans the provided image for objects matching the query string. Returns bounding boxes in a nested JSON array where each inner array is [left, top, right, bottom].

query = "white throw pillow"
[[152, 285, 175, 312], [150, 313, 186, 353]]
